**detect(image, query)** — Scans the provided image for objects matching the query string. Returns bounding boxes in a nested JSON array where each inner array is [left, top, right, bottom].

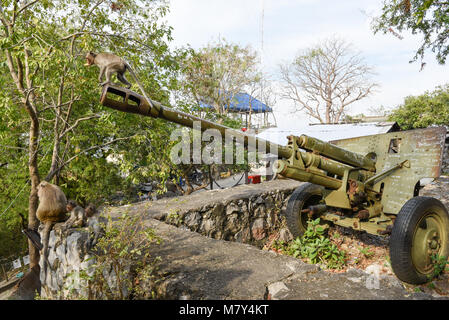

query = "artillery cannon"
[[100, 84, 449, 285]]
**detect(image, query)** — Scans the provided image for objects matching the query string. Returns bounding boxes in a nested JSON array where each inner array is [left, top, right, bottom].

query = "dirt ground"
[[264, 224, 449, 297]]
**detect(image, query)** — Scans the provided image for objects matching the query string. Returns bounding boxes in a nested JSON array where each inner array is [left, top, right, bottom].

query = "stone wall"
[[36, 177, 449, 299], [37, 179, 302, 298], [160, 183, 300, 247], [38, 226, 94, 299]]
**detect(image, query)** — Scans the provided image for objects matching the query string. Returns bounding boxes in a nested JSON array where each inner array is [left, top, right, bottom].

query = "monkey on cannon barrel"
[[85, 52, 133, 88], [36, 181, 68, 282], [84, 51, 154, 109]]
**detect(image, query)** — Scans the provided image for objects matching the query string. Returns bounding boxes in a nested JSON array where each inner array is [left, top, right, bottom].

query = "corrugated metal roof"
[[256, 122, 399, 146], [200, 93, 273, 114]]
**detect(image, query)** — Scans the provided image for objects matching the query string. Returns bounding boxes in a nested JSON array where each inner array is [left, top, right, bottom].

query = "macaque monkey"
[[36, 181, 68, 282], [11, 265, 41, 300], [63, 200, 86, 230], [110, 1, 124, 11], [85, 52, 132, 88], [85, 203, 105, 250], [84, 51, 155, 109], [85, 203, 97, 219]]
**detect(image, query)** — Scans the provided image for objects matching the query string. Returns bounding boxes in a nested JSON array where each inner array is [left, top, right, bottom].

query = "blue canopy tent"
[[198, 93, 275, 129], [199, 93, 272, 114]]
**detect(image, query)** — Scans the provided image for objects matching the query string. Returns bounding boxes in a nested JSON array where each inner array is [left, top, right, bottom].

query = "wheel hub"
[[412, 214, 445, 274]]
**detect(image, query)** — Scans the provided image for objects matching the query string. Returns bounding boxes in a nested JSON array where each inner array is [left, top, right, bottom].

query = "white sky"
[[164, 0, 449, 128]]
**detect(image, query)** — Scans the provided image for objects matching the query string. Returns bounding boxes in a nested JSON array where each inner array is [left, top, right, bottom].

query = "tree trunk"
[[27, 108, 41, 270], [4, 44, 42, 272]]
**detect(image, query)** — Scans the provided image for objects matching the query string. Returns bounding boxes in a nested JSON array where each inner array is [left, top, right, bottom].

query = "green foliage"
[[279, 218, 347, 269], [0, 0, 181, 257], [177, 38, 262, 115], [373, 0, 449, 64], [358, 247, 375, 258], [81, 211, 162, 300], [428, 254, 449, 280], [165, 39, 266, 193], [388, 84, 449, 129]]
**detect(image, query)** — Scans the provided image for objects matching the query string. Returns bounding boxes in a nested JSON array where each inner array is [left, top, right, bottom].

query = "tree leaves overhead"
[[0, 0, 179, 259], [373, 0, 449, 64]]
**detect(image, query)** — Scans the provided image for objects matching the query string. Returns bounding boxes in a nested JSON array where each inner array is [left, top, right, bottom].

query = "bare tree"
[[279, 37, 378, 124]]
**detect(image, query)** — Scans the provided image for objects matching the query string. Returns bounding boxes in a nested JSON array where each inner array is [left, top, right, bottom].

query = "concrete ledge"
[[108, 179, 303, 246], [144, 218, 444, 300], [108, 179, 302, 220], [0, 278, 20, 294]]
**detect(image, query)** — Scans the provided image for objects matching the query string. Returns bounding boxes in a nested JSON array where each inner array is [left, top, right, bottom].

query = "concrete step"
[[144, 219, 443, 300]]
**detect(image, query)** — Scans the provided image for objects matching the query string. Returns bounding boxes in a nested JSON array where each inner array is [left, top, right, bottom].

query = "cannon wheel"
[[285, 183, 324, 239], [390, 196, 449, 284]]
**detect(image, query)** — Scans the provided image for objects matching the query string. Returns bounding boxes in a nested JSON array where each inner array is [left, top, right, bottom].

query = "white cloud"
[[164, 0, 449, 128]]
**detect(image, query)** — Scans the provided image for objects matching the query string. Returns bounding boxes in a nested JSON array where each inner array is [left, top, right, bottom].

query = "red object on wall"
[[248, 175, 261, 184], [241, 127, 247, 132]]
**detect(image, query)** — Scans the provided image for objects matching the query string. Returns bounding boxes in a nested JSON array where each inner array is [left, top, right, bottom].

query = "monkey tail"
[[123, 61, 157, 111], [41, 222, 53, 284]]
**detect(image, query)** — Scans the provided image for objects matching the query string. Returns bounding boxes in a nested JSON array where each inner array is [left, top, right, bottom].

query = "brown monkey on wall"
[[63, 200, 86, 230], [36, 181, 67, 282], [85, 203, 105, 250], [85, 203, 97, 219]]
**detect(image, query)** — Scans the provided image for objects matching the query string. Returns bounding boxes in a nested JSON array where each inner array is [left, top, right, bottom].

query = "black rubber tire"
[[390, 196, 449, 284], [285, 183, 324, 239]]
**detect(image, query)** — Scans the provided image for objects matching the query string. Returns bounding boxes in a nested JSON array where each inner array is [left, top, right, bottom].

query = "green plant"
[[271, 240, 286, 252], [166, 209, 183, 225], [285, 218, 347, 269], [332, 231, 341, 240], [81, 211, 162, 300], [384, 254, 391, 266], [358, 247, 375, 258], [428, 254, 449, 281]]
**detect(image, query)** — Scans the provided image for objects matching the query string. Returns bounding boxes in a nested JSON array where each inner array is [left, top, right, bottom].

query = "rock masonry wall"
[[38, 227, 93, 299], [38, 180, 300, 298], [160, 186, 298, 247]]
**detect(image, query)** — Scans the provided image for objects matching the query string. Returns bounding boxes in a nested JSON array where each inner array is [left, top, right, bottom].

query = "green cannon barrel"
[[100, 84, 292, 159], [273, 159, 342, 190], [299, 151, 347, 177], [99, 85, 374, 184], [298, 135, 376, 172]]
